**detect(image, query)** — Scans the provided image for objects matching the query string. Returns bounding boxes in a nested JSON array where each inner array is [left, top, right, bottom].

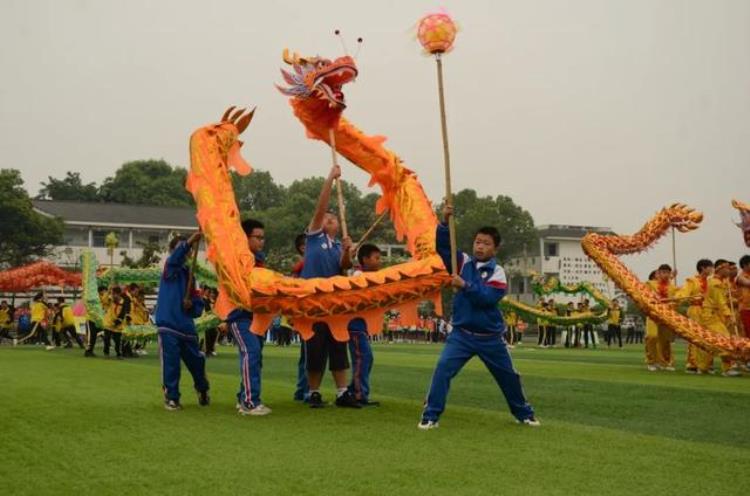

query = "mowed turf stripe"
[[2, 347, 748, 496], [3, 346, 750, 449]]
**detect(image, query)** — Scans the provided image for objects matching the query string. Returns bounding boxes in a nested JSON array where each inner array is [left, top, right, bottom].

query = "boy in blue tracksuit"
[[419, 205, 538, 429], [301, 163, 360, 409], [227, 218, 272, 416], [155, 233, 209, 411], [347, 243, 382, 406]]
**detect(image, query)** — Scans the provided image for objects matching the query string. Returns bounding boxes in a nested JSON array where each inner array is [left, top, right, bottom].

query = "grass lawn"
[[1, 340, 749, 495]]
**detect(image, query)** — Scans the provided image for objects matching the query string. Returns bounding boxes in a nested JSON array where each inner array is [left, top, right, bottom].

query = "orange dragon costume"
[[186, 51, 449, 342], [582, 204, 750, 361]]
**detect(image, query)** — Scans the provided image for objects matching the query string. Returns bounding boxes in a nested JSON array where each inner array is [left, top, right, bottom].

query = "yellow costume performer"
[[675, 273, 710, 371], [699, 272, 737, 375], [645, 276, 676, 370]]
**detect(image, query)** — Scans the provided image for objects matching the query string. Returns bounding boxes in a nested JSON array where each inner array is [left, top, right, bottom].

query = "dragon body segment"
[[582, 204, 750, 360], [187, 51, 450, 341]]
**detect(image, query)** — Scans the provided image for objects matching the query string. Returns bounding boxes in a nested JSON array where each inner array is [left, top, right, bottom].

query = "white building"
[[32, 199, 205, 268], [505, 224, 618, 304]]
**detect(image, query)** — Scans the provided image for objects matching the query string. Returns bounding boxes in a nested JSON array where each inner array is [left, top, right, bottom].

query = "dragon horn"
[[221, 106, 236, 122], [282, 48, 299, 65], [235, 107, 256, 134], [229, 107, 247, 124]]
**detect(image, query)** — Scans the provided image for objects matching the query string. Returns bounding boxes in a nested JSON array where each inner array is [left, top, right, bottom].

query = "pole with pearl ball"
[[417, 12, 459, 276]]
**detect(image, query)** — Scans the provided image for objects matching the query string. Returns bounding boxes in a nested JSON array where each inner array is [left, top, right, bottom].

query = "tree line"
[[2, 160, 538, 272]]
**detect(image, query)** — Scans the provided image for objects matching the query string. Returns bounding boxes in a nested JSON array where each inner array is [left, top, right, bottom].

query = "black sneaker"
[[335, 390, 362, 409], [309, 391, 325, 409], [197, 390, 210, 406], [84, 350, 96, 358], [164, 399, 182, 411], [359, 399, 380, 407]]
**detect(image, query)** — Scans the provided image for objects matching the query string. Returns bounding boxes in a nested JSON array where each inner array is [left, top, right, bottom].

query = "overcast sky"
[[1, 0, 748, 280]]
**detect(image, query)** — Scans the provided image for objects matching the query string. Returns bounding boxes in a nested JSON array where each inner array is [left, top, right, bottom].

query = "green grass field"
[[2, 341, 749, 495]]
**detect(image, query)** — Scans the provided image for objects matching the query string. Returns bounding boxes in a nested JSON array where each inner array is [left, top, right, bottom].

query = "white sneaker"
[[722, 369, 742, 377], [210, 351, 218, 357], [417, 420, 439, 430], [519, 417, 541, 427], [45, 345, 55, 351], [664, 366, 676, 372], [647, 364, 660, 372], [238, 403, 272, 416]]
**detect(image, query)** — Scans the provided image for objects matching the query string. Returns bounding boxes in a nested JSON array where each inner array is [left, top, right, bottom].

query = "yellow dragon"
[[186, 51, 449, 342], [581, 203, 750, 360]]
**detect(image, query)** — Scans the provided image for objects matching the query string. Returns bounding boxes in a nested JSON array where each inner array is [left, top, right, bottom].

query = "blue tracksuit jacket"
[[436, 223, 508, 334], [155, 241, 204, 332]]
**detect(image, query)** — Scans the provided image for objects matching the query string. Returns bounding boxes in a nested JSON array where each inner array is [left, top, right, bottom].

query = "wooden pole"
[[435, 54, 458, 276], [354, 210, 389, 254], [671, 226, 677, 280], [727, 284, 741, 337], [328, 128, 349, 240]]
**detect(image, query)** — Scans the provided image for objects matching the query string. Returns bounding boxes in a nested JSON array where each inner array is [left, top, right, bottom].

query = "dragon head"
[[277, 49, 358, 125], [732, 199, 750, 247], [666, 203, 703, 233]]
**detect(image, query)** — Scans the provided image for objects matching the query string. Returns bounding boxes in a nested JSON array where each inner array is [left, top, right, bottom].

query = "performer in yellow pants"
[[645, 265, 677, 371], [675, 259, 713, 373], [698, 260, 741, 376]]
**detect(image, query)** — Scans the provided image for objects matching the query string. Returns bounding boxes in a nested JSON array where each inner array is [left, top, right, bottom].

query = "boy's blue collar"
[[254, 251, 266, 264]]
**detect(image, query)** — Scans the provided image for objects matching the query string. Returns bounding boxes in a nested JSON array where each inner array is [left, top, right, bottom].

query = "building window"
[[92, 230, 108, 247], [544, 242, 558, 257]]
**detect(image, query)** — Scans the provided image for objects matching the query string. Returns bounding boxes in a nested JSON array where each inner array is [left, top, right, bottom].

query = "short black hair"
[[740, 255, 750, 269], [714, 258, 730, 269], [97, 286, 107, 293], [696, 259, 713, 272], [127, 283, 139, 291], [294, 233, 306, 255], [241, 218, 264, 236], [57, 296, 65, 303], [658, 264, 672, 272], [475, 226, 501, 247], [111, 286, 122, 295], [33, 292, 43, 301], [648, 270, 657, 281], [169, 234, 186, 252], [357, 243, 381, 265]]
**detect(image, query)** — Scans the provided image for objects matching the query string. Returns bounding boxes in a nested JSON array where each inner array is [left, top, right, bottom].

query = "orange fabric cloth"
[[186, 114, 449, 342]]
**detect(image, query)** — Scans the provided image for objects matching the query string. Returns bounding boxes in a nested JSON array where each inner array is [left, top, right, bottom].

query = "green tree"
[[232, 170, 285, 211], [37, 171, 100, 201], [119, 240, 163, 268], [0, 169, 64, 268], [99, 159, 192, 206], [444, 189, 537, 263]]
